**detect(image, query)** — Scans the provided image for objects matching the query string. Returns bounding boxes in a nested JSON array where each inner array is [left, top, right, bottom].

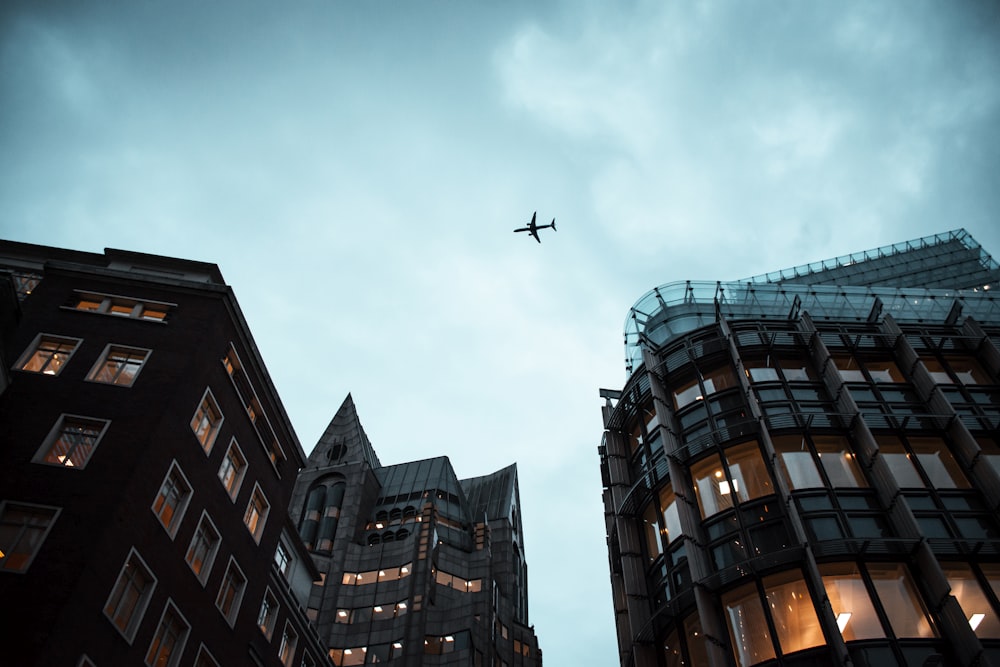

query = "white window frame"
[[217, 438, 247, 502], [104, 548, 157, 644], [274, 538, 293, 579], [215, 557, 247, 627], [185, 511, 221, 585], [151, 461, 193, 539], [65, 289, 175, 322], [145, 600, 190, 667], [32, 414, 110, 469], [257, 587, 279, 640], [190, 388, 223, 454], [279, 620, 299, 667], [0, 500, 61, 573], [243, 483, 270, 543], [86, 343, 152, 387], [194, 644, 220, 667], [14, 333, 82, 376]]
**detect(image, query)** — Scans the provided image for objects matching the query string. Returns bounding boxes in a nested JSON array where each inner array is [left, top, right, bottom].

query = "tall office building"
[[599, 230, 1000, 667], [0, 241, 327, 666], [291, 394, 542, 666]]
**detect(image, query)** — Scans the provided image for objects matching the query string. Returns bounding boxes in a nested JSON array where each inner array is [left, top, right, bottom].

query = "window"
[[185, 513, 220, 584], [274, 541, 292, 578], [193, 645, 220, 667], [722, 582, 775, 667], [0, 501, 60, 572], [942, 564, 1000, 638], [244, 485, 270, 542], [774, 435, 867, 489], [152, 463, 192, 538], [190, 389, 223, 453], [762, 570, 824, 653], [279, 622, 299, 667], [877, 435, 969, 489], [217, 439, 247, 500], [257, 588, 279, 639], [15, 334, 81, 375], [145, 601, 189, 667], [215, 558, 247, 626], [691, 442, 773, 519], [342, 563, 412, 586], [87, 344, 151, 386], [34, 415, 109, 469], [868, 563, 936, 638], [104, 549, 156, 642], [68, 290, 173, 322]]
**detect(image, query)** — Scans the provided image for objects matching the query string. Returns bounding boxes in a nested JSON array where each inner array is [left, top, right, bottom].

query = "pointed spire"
[[306, 393, 381, 470]]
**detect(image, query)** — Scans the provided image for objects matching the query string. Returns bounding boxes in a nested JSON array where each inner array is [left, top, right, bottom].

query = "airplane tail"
[[551, 219, 557, 232]]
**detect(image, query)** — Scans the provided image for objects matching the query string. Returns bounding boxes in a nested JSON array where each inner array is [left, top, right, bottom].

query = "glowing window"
[[87, 344, 151, 386], [819, 562, 885, 641], [152, 462, 192, 538], [145, 601, 189, 667], [34, 415, 109, 469], [0, 501, 60, 573], [244, 485, 270, 543], [763, 570, 824, 653], [942, 564, 1000, 638], [868, 563, 936, 638], [190, 389, 223, 453], [722, 582, 775, 667], [16, 334, 81, 376]]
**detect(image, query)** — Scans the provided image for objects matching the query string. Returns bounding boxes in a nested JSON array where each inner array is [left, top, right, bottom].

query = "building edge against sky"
[[599, 229, 1000, 667], [0, 240, 541, 667]]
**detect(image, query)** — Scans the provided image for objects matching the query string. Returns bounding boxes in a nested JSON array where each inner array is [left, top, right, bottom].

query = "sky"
[[2, 1, 1000, 664]]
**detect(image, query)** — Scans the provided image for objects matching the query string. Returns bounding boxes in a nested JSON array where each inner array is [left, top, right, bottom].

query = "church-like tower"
[[291, 395, 542, 666]]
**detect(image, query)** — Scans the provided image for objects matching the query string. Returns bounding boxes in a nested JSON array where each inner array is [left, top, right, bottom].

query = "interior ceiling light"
[[836, 612, 852, 632], [970, 613, 986, 631]]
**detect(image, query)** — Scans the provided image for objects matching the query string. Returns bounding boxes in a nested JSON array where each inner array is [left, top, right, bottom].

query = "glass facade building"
[[600, 230, 1000, 667]]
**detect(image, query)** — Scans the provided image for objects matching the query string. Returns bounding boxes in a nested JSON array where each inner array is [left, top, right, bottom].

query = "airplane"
[[513, 211, 557, 243]]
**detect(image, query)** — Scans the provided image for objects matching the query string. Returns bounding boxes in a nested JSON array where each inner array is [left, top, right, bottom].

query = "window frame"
[[190, 388, 224, 454], [257, 587, 279, 640], [104, 548, 157, 643], [151, 461, 193, 539], [65, 289, 174, 323], [217, 438, 247, 502], [243, 483, 270, 543], [86, 343, 152, 387], [145, 600, 190, 667], [0, 500, 61, 573], [185, 511, 221, 585], [193, 644, 220, 667], [279, 621, 299, 667], [14, 333, 82, 376], [32, 414, 110, 470], [215, 557, 247, 627]]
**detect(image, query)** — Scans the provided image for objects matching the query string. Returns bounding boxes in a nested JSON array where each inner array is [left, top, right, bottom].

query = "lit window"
[[0, 501, 60, 573], [762, 570, 824, 653], [34, 415, 109, 469], [909, 437, 969, 488], [831, 354, 866, 382], [876, 435, 925, 488], [152, 463, 192, 538], [215, 558, 247, 626], [773, 435, 824, 489], [104, 549, 156, 642], [819, 562, 884, 641], [87, 344, 151, 386], [145, 601, 189, 667], [722, 582, 775, 667], [185, 513, 220, 584], [691, 442, 773, 519], [68, 291, 173, 322], [244, 485, 270, 542], [867, 563, 937, 638], [279, 623, 299, 667], [190, 389, 223, 453], [217, 439, 247, 501], [16, 334, 81, 376], [257, 588, 279, 639], [193, 645, 220, 667], [942, 564, 1000, 638], [813, 436, 867, 487], [865, 359, 905, 383]]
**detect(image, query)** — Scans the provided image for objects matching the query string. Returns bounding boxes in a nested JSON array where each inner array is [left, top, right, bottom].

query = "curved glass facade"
[[601, 230, 1000, 667]]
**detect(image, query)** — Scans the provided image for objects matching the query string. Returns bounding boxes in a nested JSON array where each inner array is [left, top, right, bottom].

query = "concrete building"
[[599, 229, 1000, 667], [0, 241, 327, 667], [291, 394, 542, 666]]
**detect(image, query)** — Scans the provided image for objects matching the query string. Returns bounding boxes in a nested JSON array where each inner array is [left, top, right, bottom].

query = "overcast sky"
[[3, 1, 1000, 664]]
